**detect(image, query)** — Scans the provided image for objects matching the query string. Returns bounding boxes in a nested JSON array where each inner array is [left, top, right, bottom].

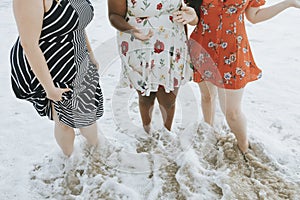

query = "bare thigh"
[[217, 88, 244, 114], [198, 81, 217, 100]]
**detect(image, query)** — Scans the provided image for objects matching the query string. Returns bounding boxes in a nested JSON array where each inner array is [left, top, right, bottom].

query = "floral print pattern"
[[117, 0, 193, 96], [189, 0, 266, 89]]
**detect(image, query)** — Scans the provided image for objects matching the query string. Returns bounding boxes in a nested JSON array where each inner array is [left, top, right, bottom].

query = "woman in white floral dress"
[[108, 0, 193, 132]]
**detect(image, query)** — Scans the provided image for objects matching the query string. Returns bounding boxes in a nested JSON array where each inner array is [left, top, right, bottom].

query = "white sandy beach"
[[0, 0, 300, 199]]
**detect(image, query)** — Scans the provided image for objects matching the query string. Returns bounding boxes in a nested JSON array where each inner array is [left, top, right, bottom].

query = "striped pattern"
[[10, 0, 103, 128]]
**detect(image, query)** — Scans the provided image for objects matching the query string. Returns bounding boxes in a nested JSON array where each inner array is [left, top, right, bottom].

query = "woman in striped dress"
[[10, 0, 103, 156]]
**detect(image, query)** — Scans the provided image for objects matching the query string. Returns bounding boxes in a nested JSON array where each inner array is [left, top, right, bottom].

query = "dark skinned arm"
[[108, 0, 153, 41]]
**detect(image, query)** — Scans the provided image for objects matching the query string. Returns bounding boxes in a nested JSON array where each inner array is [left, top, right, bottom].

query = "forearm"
[[13, 0, 54, 91], [109, 14, 134, 32], [247, 1, 292, 23], [22, 44, 55, 92]]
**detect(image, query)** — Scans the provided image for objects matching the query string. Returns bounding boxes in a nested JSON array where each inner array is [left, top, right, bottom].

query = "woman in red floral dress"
[[174, 0, 300, 155]]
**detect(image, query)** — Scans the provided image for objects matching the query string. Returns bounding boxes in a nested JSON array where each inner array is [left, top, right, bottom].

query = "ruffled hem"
[[118, 51, 192, 96], [193, 71, 262, 90]]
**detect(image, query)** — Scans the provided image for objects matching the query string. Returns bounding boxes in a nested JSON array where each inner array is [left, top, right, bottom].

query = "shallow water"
[[29, 122, 300, 199]]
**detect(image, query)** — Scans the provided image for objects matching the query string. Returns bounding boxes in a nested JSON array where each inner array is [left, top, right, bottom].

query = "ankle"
[[143, 124, 151, 134], [87, 138, 99, 146], [62, 148, 73, 157], [237, 141, 249, 153]]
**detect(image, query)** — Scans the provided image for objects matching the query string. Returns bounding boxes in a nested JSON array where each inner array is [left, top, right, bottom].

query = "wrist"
[[44, 84, 56, 94], [129, 26, 138, 34]]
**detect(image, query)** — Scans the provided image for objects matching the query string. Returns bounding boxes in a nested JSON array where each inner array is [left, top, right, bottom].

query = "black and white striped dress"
[[10, 0, 103, 128]]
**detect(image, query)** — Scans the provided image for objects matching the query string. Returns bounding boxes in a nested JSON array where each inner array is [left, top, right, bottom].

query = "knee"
[[159, 99, 176, 110], [201, 92, 216, 104], [139, 95, 155, 106], [56, 121, 72, 132], [225, 109, 242, 121]]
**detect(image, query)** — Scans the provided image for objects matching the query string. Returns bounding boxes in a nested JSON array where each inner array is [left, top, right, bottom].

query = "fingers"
[[61, 88, 73, 101], [146, 29, 154, 38], [95, 63, 100, 70], [91, 60, 100, 69], [172, 11, 184, 22], [173, 15, 184, 22], [173, 15, 187, 24], [173, 6, 197, 23], [89, 55, 100, 70], [55, 89, 68, 102], [178, 20, 188, 25], [47, 88, 71, 102], [133, 29, 154, 41], [182, 20, 188, 25], [173, 10, 182, 16], [62, 88, 71, 93], [180, 6, 189, 11], [141, 29, 153, 40]]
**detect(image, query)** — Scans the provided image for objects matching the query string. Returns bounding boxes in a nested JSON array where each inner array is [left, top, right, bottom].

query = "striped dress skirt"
[[10, 0, 103, 128]]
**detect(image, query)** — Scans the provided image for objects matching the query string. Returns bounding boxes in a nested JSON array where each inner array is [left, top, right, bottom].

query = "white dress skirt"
[[117, 0, 193, 96]]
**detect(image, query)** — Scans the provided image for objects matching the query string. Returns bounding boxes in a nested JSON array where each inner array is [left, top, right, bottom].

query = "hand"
[[89, 52, 100, 70], [173, 6, 198, 25], [46, 87, 71, 102], [131, 27, 154, 41], [288, 0, 300, 8]]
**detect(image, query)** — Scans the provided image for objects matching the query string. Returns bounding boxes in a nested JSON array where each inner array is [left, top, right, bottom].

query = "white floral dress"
[[117, 0, 193, 96]]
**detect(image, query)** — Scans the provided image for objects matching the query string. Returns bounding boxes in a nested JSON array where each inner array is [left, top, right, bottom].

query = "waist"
[[39, 35, 73, 44], [126, 14, 182, 29], [39, 29, 85, 44]]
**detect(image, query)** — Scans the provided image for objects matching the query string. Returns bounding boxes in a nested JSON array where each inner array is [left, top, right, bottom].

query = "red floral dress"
[[189, 0, 266, 89], [117, 0, 193, 96]]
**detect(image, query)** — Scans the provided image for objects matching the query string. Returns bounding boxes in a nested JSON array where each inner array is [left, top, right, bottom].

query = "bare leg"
[[137, 91, 156, 133], [218, 88, 248, 153], [79, 123, 98, 146], [156, 87, 178, 131], [198, 81, 217, 126], [52, 105, 75, 157]]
